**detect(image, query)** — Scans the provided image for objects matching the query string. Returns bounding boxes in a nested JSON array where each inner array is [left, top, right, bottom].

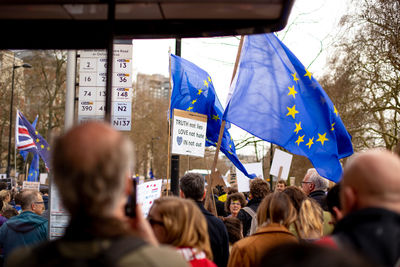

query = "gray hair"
[[307, 168, 328, 191]]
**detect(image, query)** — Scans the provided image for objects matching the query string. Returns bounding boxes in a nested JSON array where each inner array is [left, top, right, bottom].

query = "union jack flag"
[[15, 110, 51, 170]]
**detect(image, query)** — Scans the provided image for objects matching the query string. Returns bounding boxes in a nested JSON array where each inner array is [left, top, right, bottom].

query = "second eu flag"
[[224, 34, 353, 182], [170, 54, 255, 179]]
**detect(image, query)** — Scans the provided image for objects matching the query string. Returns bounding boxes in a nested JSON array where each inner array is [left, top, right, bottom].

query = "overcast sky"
[[131, 0, 350, 155]]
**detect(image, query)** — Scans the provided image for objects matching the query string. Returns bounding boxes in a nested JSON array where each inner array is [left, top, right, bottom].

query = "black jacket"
[[309, 190, 328, 211], [332, 208, 400, 267], [237, 198, 262, 237], [196, 201, 229, 267]]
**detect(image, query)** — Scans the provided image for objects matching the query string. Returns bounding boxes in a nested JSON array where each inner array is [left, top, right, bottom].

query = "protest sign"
[[22, 181, 40, 191], [171, 109, 207, 157], [137, 179, 162, 217], [270, 148, 293, 180], [236, 162, 264, 192]]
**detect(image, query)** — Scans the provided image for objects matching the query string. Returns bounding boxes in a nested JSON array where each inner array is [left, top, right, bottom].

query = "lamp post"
[[6, 62, 32, 179]]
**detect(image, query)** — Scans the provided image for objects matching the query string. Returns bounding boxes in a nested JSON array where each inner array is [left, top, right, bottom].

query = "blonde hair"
[[257, 192, 297, 229], [151, 196, 213, 259], [298, 199, 323, 239]]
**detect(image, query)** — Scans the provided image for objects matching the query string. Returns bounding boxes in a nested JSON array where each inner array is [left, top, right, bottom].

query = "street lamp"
[[6, 62, 32, 179]]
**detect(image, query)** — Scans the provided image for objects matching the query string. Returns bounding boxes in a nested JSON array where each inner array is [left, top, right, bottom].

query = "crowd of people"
[[0, 121, 399, 267]]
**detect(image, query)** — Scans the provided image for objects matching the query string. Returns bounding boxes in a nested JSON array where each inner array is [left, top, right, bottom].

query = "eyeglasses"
[[230, 202, 241, 206], [301, 181, 312, 185], [147, 218, 164, 227], [34, 201, 44, 204]]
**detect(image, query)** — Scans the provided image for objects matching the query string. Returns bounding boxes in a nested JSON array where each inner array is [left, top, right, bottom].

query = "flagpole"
[[210, 35, 244, 178], [165, 50, 173, 196]]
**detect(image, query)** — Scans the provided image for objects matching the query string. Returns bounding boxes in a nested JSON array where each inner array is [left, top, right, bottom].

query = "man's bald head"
[[341, 149, 400, 215], [52, 122, 134, 217]]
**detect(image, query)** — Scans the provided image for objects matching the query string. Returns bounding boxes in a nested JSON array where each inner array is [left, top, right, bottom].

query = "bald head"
[[52, 122, 134, 217], [341, 149, 400, 215]]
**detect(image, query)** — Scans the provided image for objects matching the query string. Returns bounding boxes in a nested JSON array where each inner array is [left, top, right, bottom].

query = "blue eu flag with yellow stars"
[[27, 153, 40, 182], [224, 34, 353, 182], [170, 54, 255, 179]]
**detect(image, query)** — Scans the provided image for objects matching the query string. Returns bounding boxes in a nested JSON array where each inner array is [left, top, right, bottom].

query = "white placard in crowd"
[[22, 181, 40, 191], [236, 162, 264, 192], [40, 173, 48, 184], [137, 179, 163, 218], [270, 148, 293, 180], [171, 109, 207, 157], [49, 182, 70, 240]]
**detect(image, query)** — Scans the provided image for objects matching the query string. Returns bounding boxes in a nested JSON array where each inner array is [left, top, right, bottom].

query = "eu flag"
[[27, 153, 40, 182], [170, 54, 255, 179], [224, 34, 353, 182], [16, 110, 51, 170]]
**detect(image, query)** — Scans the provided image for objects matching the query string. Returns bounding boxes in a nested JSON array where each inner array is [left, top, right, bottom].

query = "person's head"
[[249, 178, 270, 200], [0, 190, 11, 203], [257, 192, 296, 229], [282, 186, 308, 213], [148, 196, 212, 259], [179, 173, 205, 201], [340, 149, 400, 216], [259, 243, 376, 267], [225, 192, 247, 217], [326, 183, 343, 223], [302, 168, 328, 195], [222, 217, 243, 245], [52, 122, 134, 218], [298, 199, 323, 239], [40, 187, 49, 196], [227, 185, 238, 195], [0, 182, 8, 191], [20, 190, 45, 215], [2, 208, 19, 219], [275, 180, 287, 192]]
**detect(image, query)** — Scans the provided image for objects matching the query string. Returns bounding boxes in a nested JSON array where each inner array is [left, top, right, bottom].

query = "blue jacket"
[[0, 211, 48, 258]]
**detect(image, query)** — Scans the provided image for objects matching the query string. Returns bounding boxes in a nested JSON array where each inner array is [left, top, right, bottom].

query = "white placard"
[[79, 87, 96, 101], [112, 116, 131, 131], [78, 100, 96, 116], [112, 102, 131, 117], [22, 181, 40, 191], [236, 162, 264, 192], [137, 179, 162, 218], [49, 183, 70, 239], [79, 57, 97, 72], [112, 87, 132, 102], [171, 109, 207, 157], [40, 173, 48, 184], [270, 148, 293, 180]]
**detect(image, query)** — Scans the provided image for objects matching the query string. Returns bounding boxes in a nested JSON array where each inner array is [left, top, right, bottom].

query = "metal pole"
[[6, 63, 17, 178], [171, 38, 181, 196], [65, 50, 76, 131]]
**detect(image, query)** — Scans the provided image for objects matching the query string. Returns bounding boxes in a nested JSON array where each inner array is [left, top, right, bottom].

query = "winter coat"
[[0, 211, 48, 258], [227, 223, 298, 267]]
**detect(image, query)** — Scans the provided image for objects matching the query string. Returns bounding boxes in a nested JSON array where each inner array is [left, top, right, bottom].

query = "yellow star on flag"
[[212, 114, 220, 121], [187, 106, 193, 111], [41, 144, 45, 149], [208, 76, 212, 82], [36, 138, 40, 143], [197, 89, 203, 95], [286, 105, 299, 119], [287, 85, 297, 99], [47, 147, 50, 151], [291, 72, 299, 83], [316, 133, 329, 145], [294, 122, 302, 134], [306, 137, 314, 149], [204, 80, 209, 87], [35, 131, 38, 135], [334, 106, 338, 116], [304, 69, 312, 80], [191, 99, 197, 105], [331, 123, 335, 131], [295, 135, 305, 146]]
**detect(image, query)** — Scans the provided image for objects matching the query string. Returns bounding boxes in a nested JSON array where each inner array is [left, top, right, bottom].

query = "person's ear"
[[179, 190, 185, 198], [332, 206, 344, 221], [202, 190, 206, 201]]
